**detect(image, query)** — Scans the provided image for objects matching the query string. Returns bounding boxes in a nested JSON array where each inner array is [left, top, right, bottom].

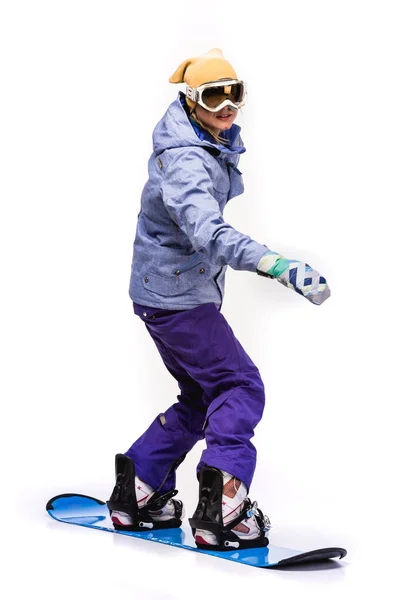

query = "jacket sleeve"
[[160, 149, 269, 271]]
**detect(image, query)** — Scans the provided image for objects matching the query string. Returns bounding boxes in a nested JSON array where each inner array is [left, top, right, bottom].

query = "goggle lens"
[[201, 83, 244, 109]]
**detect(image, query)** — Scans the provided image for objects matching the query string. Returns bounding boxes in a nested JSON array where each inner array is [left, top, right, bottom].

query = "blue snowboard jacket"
[[129, 93, 269, 309]]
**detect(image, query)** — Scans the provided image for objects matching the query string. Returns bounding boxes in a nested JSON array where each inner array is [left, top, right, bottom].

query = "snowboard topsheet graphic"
[[46, 493, 347, 568]]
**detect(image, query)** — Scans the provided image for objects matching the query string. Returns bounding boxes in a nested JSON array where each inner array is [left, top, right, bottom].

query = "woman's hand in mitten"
[[257, 251, 331, 305]]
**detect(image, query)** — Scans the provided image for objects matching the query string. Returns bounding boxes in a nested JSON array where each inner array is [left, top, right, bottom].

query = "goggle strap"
[[186, 86, 198, 103]]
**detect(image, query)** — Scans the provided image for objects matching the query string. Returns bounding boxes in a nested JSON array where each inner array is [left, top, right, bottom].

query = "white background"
[[1, 1, 399, 598]]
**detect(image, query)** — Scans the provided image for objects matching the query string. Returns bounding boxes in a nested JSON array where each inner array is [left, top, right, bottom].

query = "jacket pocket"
[[175, 252, 202, 273], [143, 261, 209, 297]]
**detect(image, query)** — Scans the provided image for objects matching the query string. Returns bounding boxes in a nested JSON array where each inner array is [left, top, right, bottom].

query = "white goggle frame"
[[186, 79, 247, 113]]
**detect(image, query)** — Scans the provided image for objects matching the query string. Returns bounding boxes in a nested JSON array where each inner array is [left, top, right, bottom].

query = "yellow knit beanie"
[[169, 48, 238, 109]]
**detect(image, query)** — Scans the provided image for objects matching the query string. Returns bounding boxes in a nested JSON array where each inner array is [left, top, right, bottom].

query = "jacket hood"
[[152, 93, 246, 157]]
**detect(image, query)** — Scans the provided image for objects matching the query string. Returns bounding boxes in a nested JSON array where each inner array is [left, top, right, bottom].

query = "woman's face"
[[195, 104, 238, 134]]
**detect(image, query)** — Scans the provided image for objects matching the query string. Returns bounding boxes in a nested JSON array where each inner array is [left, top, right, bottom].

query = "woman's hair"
[[190, 108, 228, 146]]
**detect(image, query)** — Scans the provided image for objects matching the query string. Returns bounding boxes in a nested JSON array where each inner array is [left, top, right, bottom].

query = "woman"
[[107, 49, 330, 550]]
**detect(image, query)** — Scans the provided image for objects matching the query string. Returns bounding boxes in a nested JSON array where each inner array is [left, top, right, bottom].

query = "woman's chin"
[[216, 121, 233, 131]]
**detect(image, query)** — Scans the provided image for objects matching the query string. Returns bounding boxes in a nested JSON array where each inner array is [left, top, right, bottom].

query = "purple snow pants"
[[125, 302, 265, 494]]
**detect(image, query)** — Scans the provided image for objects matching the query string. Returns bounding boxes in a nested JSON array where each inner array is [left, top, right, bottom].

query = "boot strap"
[[189, 498, 266, 539]]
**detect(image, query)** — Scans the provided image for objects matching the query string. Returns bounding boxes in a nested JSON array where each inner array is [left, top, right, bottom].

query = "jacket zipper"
[[174, 252, 202, 274], [213, 268, 223, 307], [226, 160, 243, 176]]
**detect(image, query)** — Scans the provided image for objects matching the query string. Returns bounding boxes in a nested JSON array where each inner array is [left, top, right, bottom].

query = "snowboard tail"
[[46, 493, 347, 569]]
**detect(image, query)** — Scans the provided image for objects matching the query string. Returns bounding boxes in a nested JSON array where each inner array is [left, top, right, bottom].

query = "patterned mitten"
[[257, 251, 331, 305]]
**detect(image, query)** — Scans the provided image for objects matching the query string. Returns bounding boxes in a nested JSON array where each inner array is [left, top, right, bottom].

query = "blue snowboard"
[[46, 493, 346, 568]]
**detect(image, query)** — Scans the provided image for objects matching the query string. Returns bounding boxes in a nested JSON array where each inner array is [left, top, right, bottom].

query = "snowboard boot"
[[189, 466, 271, 551], [106, 454, 184, 531]]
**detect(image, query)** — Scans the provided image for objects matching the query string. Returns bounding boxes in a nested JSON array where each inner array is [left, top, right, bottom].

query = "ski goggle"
[[186, 79, 247, 113]]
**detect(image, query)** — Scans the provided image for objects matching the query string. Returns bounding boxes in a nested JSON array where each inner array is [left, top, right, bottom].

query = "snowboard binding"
[[106, 454, 183, 531], [189, 466, 270, 551]]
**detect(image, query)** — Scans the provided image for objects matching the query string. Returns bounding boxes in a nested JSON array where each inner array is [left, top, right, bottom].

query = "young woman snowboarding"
[[107, 48, 330, 550]]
